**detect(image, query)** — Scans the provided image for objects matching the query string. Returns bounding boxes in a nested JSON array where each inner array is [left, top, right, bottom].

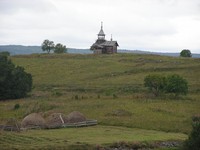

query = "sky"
[[0, 0, 200, 53]]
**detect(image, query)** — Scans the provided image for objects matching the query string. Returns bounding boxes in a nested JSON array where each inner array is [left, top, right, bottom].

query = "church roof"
[[98, 22, 105, 36], [90, 43, 104, 49], [98, 29, 105, 36], [101, 41, 119, 47], [98, 28, 105, 36], [90, 40, 119, 50]]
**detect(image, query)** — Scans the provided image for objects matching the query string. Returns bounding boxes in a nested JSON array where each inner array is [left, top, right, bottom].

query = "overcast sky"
[[0, 0, 200, 53]]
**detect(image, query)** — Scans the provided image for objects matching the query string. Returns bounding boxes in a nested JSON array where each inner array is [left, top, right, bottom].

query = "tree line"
[[41, 39, 67, 54]]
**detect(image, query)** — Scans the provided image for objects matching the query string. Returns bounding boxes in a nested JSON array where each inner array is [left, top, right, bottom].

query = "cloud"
[[0, 0, 199, 53], [0, 0, 56, 14]]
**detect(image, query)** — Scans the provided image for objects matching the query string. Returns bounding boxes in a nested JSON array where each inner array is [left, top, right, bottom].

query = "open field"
[[0, 125, 187, 150], [0, 53, 200, 149], [11, 53, 200, 92]]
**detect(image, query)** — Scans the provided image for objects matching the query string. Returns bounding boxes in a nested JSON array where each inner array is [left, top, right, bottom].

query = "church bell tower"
[[97, 22, 105, 40]]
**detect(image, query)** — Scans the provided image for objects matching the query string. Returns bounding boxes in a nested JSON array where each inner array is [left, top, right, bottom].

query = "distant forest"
[[0, 45, 200, 58]]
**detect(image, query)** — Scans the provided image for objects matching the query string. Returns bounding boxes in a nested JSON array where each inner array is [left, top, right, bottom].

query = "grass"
[[0, 125, 187, 150], [1, 96, 197, 133], [12, 53, 200, 93], [0, 53, 200, 149]]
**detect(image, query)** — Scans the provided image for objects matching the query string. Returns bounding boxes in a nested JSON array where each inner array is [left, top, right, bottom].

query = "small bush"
[[144, 74, 166, 96], [14, 104, 20, 110], [144, 74, 188, 97], [184, 117, 200, 150], [165, 74, 188, 96]]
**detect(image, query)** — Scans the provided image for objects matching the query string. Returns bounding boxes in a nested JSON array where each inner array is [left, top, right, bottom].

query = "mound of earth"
[[67, 111, 86, 123], [46, 113, 68, 128], [21, 113, 46, 128]]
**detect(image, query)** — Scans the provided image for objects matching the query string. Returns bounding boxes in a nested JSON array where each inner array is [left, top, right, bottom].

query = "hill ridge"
[[0, 45, 200, 58]]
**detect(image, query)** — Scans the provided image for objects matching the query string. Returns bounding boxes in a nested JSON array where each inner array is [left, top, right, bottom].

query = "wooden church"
[[90, 22, 119, 54]]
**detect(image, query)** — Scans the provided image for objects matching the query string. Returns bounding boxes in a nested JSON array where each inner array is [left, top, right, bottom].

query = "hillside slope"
[[0, 53, 199, 134], [12, 53, 200, 93]]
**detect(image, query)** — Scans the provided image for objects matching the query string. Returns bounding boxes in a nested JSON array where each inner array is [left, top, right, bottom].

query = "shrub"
[[165, 74, 188, 96], [0, 55, 32, 100], [14, 104, 20, 110], [184, 119, 200, 150], [144, 74, 188, 97], [180, 49, 192, 57], [144, 74, 166, 96]]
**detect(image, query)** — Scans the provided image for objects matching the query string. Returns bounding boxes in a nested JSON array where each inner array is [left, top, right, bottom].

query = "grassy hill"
[[1, 45, 200, 57], [0, 53, 200, 149]]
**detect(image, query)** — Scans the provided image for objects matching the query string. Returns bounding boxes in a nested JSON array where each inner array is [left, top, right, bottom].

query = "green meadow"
[[0, 126, 186, 150], [0, 53, 200, 149]]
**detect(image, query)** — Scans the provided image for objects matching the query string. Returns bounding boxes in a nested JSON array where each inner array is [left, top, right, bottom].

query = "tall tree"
[[41, 39, 55, 54], [54, 43, 67, 53], [180, 49, 192, 57]]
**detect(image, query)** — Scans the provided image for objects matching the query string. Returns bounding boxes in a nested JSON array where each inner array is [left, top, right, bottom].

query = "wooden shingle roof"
[[101, 41, 119, 47]]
